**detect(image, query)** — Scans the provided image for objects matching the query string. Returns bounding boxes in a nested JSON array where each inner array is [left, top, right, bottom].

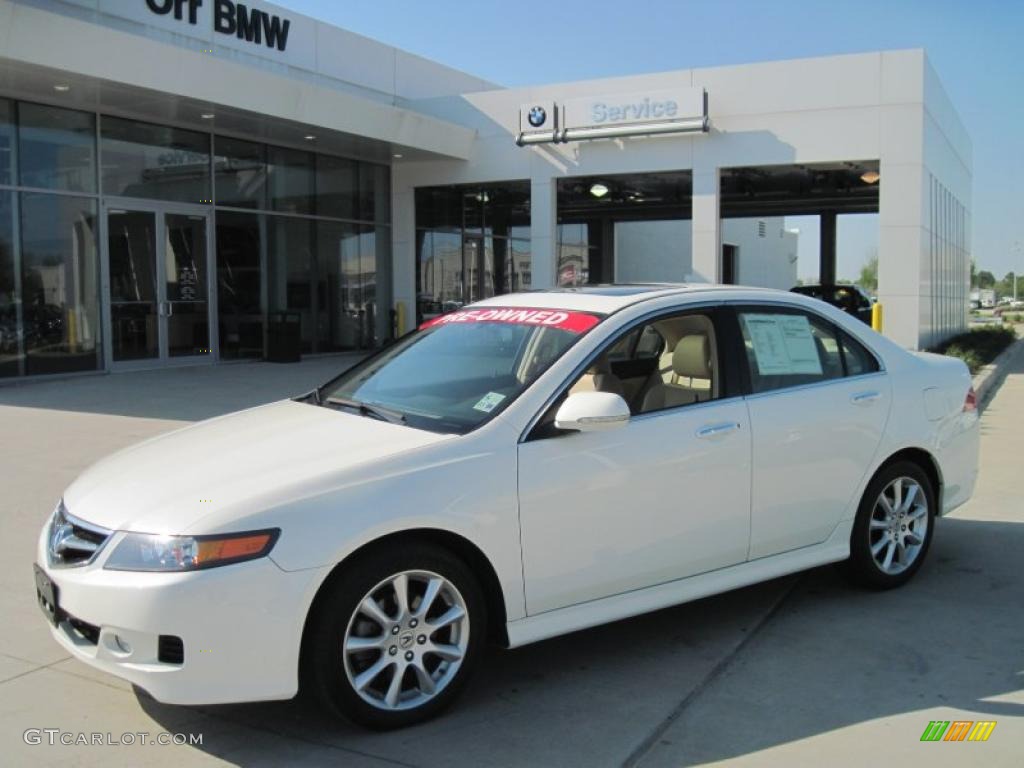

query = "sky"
[[278, 0, 1024, 282]]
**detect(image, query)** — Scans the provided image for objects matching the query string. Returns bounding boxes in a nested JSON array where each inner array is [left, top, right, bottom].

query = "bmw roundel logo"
[[527, 106, 547, 128]]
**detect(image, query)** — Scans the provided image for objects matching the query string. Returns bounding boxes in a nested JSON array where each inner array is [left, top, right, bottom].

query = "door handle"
[[696, 422, 741, 439], [851, 391, 881, 405]]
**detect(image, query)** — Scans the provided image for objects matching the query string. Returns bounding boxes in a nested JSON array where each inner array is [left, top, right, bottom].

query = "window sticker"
[[473, 392, 507, 413], [742, 314, 823, 375], [420, 307, 600, 334]]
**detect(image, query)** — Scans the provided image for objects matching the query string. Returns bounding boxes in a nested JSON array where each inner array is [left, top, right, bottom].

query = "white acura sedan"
[[35, 285, 979, 728]]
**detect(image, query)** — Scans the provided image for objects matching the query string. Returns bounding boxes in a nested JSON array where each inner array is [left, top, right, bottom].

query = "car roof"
[[469, 284, 784, 314]]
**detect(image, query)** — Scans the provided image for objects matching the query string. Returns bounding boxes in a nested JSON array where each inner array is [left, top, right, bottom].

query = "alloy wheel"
[[868, 476, 929, 575], [342, 570, 469, 711]]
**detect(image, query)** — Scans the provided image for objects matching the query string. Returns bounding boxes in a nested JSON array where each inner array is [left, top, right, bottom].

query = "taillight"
[[963, 386, 977, 413]]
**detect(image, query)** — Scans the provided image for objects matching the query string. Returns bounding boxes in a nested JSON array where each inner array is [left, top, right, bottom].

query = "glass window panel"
[[18, 103, 96, 193], [738, 309, 844, 394], [557, 242, 590, 286], [267, 215, 313, 353], [510, 239, 532, 292], [107, 209, 158, 361], [165, 213, 210, 357], [840, 330, 880, 376], [0, 192, 16, 377], [415, 187, 461, 231], [316, 220, 364, 351], [214, 136, 266, 209], [101, 116, 210, 203], [359, 224, 392, 346], [316, 154, 357, 220], [358, 162, 390, 223], [462, 189, 484, 233], [266, 146, 313, 214], [215, 211, 262, 359], [416, 229, 463, 323], [20, 193, 100, 374], [0, 99, 13, 186]]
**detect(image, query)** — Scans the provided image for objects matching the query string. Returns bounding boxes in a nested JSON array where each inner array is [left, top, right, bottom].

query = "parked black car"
[[791, 284, 874, 325]]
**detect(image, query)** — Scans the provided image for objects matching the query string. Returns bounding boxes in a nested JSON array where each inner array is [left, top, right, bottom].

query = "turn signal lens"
[[963, 386, 977, 413], [195, 533, 274, 565], [104, 529, 280, 572]]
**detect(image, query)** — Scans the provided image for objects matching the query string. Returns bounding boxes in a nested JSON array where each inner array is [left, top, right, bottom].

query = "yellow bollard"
[[871, 302, 883, 333], [395, 301, 406, 336], [67, 307, 78, 352]]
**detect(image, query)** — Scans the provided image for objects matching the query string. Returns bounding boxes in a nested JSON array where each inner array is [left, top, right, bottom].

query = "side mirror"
[[554, 391, 630, 432]]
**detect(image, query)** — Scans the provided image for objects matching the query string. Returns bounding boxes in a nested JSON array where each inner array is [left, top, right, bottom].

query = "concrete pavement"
[[1, 355, 1021, 766]]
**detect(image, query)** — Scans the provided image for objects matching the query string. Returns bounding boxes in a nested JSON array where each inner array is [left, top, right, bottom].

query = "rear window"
[[321, 307, 603, 434]]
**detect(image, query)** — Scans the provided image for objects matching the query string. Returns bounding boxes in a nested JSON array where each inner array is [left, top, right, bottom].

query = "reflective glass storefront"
[[0, 97, 392, 379], [414, 182, 530, 323]]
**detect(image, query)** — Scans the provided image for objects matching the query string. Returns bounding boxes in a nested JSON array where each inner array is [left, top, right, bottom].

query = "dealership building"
[[0, 0, 971, 380]]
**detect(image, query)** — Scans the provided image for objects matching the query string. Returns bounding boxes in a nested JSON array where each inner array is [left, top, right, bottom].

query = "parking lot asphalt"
[[1, 355, 1021, 767]]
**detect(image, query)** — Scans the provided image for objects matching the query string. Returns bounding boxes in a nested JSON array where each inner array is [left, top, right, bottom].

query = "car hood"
[[62, 400, 453, 534]]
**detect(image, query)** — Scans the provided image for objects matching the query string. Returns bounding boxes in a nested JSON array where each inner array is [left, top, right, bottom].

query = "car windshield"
[[319, 307, 604, 434]]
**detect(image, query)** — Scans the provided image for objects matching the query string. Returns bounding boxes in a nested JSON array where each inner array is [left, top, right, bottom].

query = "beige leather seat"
[[641, 334, 713, 411], [569, 355, 627, 399]]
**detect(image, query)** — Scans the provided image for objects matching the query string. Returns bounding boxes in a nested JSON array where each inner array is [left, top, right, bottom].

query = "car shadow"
[[136, 517, 1024, 767]]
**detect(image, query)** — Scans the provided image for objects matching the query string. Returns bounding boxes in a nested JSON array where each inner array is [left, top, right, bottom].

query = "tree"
[[996, 272, 1017, 299], [857, 255, 878, 293], [976, 270, 996, 289]]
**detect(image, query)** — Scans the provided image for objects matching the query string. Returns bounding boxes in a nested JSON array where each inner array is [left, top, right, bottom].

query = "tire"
[[302, 541, 486, 729], [842, 460, 936, 589]]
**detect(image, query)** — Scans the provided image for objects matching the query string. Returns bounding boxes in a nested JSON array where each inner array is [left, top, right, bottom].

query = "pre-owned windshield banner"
[[420, 307, 600, 334]]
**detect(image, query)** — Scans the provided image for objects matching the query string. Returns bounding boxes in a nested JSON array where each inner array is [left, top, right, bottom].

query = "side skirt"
[[505, 530, 850, 648]]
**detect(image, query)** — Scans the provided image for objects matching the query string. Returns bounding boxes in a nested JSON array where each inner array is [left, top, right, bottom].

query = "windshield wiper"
[[324, 396, 406, 425]]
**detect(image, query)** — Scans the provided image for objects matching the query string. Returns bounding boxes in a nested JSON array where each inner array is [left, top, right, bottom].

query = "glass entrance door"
[[463, 236, 497, 304], [164, 214, 210, 357], [105, 205, 212, 366], [108, 209, 159, 362]]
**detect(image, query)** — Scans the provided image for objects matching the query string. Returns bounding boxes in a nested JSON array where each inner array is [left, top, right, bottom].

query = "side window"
[[635, 325, 665, 359], [604, 329, 638, 362], [840, 331, 881, 376], [738, 309, 843, 394], [566, 311, 719, 415]]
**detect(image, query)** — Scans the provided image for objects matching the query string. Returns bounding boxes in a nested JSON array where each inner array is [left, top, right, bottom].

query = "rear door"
[[731, 304, 891, 559]]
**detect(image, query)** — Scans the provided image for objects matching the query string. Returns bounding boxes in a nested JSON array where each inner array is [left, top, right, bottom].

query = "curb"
[[972, 334, 1024, 410]]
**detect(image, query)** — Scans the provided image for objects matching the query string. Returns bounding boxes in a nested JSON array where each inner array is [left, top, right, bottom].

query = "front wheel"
[[303, 543, 486, 729], [843, 461, 936, 589]]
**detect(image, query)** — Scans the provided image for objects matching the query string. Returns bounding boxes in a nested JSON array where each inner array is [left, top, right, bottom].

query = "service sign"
[[562, 87, 705, 131]]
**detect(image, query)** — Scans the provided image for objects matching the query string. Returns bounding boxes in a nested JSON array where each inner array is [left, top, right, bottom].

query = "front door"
[[517, 307, 752, 615], [104, 205, 213, 367]]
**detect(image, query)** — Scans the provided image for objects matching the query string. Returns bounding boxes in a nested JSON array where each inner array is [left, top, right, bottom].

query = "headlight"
[[103, 529, 280, 572]]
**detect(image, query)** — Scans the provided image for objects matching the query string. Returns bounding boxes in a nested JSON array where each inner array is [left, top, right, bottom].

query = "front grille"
[[158, 635, 184, 665], [47, 501, 112, 568]]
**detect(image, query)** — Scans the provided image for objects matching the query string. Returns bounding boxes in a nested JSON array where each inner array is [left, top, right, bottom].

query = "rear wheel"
[[303, 543, 486, 729], [843, 461, 935, 589]]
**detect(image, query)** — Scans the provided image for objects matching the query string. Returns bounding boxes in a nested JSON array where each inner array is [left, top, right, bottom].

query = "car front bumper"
[[35, 526, 329, 706]]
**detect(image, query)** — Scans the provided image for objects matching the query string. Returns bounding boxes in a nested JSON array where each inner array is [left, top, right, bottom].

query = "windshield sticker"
[[473, 392, 507, 413], [742, 314, 823, 375], [420, 307, 600, 333]]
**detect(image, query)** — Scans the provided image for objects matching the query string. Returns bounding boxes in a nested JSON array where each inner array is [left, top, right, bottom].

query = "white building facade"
[[0, 0, 971, 381]]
